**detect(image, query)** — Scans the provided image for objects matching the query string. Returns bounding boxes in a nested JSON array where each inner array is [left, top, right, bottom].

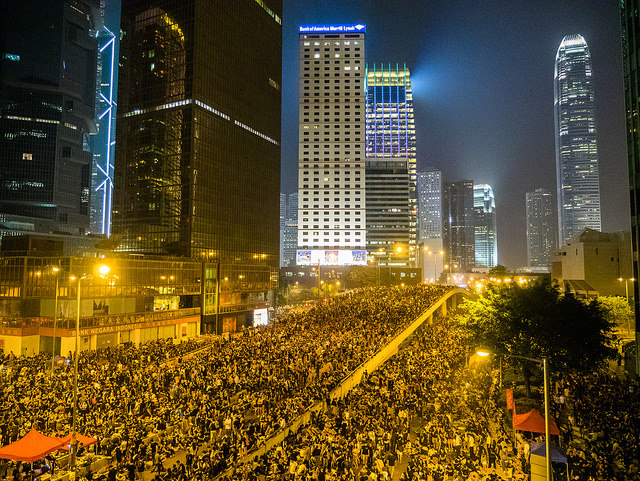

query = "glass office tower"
[[115, 0, 281, 262], [526, 188, 555, 269], [473, 184, 497, 268], [365, 63, 417, 267], [115, 1, 282, 332], [554, 34, 601, 247], [621, 0, 640, 373], [0, 0, 99, 239], [442, 180, 475, 272]]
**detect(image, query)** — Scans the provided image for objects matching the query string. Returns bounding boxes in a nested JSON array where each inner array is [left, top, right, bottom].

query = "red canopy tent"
[[0, 429, 65, 462], [56, 433, 98, 451], [514, 409, 560, 435]]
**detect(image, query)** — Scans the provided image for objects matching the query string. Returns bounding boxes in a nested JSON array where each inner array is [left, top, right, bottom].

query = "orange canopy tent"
[[56, 433, 98, 451], [514, 409, 560, 435], [0, 429, 65, 462]]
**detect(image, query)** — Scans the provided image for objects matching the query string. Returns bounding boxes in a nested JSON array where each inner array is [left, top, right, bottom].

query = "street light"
[[476, 347, 552, 481], [69, 263, 110, 474], [618, 277, 635, 303], [51, 267, 61, 376]]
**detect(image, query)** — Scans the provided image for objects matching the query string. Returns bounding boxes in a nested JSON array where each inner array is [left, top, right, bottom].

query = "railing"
[[216, 287, 471, 476], [0, 307, 201, 331]]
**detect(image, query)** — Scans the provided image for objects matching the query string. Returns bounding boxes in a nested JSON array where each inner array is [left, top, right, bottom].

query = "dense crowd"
[[0, 285, 450, 480], [228, 317, 530, 481], [558, 372, 640, 480]]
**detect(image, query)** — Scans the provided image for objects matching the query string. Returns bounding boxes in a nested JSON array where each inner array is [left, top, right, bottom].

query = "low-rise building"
[[551, 229, 632, 297]]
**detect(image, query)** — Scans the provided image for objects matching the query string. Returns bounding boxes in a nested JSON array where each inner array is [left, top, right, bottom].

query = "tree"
[[597, 296, 633, 334], [488, 264, 508, 278], [461, 279, 617, 395]]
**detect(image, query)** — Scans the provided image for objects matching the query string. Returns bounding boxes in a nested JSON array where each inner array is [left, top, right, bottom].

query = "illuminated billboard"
[[299, 24, 366, 34], [253, 308, 269, 326], [296, 249, 367, 266]]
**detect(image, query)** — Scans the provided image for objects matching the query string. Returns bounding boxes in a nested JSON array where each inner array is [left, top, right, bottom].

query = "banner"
[[506, 388, 514, 410]]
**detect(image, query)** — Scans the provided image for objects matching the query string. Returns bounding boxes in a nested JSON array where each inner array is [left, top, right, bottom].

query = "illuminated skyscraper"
[[281, 193, 298, 267], [621, 0, 640, 371], [115, 0, 281, 260], [365, 63, 417, 267], [473, 184, 497, 268], [442, 180, 475, 272], [417, 170, 442, 244], [297, 24, 367, 267], [526, 188, 555, 269], [89, 0, 120, 237], [554, 34, 601, 246], [0, 0, 99, 240], [115, 0, 282, 332]]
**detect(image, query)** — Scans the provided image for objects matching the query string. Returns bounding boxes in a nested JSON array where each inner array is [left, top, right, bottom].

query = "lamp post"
[[477, 348, 552, 480], [51, 267, 60, 376], [618, 277, 635, 303], [70, 264, 110, 474]]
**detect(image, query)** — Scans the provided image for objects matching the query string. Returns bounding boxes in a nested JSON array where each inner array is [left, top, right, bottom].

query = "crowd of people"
[[557, 372, 640, 480], [227, 316, 530, 481], [1, 281, 638, 481], [0, 285, 451, 480]]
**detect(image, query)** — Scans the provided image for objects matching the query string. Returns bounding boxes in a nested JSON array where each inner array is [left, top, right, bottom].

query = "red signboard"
[[506, 388, 514, 410]]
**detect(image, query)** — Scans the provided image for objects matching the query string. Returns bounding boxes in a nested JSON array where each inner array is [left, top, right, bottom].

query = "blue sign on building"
[[299, 24, 365, 34]]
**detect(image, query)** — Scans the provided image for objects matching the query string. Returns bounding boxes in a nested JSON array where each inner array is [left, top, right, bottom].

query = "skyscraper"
[[0, 0, 99, 240], [115, 0, 281, 260], [365, 63, 416, 267], [442, 180, 475, 272], [297, 24, 367, 267], [114, 0, 282, 332], [417, 170, 442, 244], [621, 0, 640, 372], [526, 188, 555, 269], [282, 193, 298, 267], [473, 184, 497, 268], [554, 34, 601, 247], [89, 0, 121, 237]]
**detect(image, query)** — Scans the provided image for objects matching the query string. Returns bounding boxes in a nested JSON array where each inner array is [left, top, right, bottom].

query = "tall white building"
[[554, 34, 601, 246], [418, 170, 442, 244], [297, 24, 367, 267]]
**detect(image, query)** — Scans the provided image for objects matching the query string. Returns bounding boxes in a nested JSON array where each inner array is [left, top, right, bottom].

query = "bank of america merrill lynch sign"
[[299, 24, 366, 33]]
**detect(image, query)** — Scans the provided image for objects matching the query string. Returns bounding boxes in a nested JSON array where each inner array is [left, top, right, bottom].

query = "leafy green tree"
[[461, 279, 616, 395], [597, 296, 633, 333], [488, 264, 508, 278]]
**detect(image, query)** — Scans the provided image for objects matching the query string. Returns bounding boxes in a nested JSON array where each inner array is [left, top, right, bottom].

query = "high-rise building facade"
[[89, 0, 121, 237], [115, 0, 281, 260], [365, 63, 416, 267], [0, 0, 99, 240], [554, 34, 601, 247], [282, 193, 298, 267], [442, 180, 475, 272], [115, 0, 282, 332], [526, 188, 555, 269], [297, 24, 367, 267], [474, 184, 497, 268], [417, 170, 442, 243], [621, 0, 640, 372]]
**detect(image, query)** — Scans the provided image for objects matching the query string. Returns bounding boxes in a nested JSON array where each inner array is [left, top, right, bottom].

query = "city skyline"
[[281, 0, 628, 269]]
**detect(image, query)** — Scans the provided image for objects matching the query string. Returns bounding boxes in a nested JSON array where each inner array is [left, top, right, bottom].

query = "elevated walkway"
[[221, 287, 470, 474]]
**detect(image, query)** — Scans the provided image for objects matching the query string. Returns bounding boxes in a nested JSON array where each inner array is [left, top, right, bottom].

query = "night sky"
[[280, 0, 628, 269]]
